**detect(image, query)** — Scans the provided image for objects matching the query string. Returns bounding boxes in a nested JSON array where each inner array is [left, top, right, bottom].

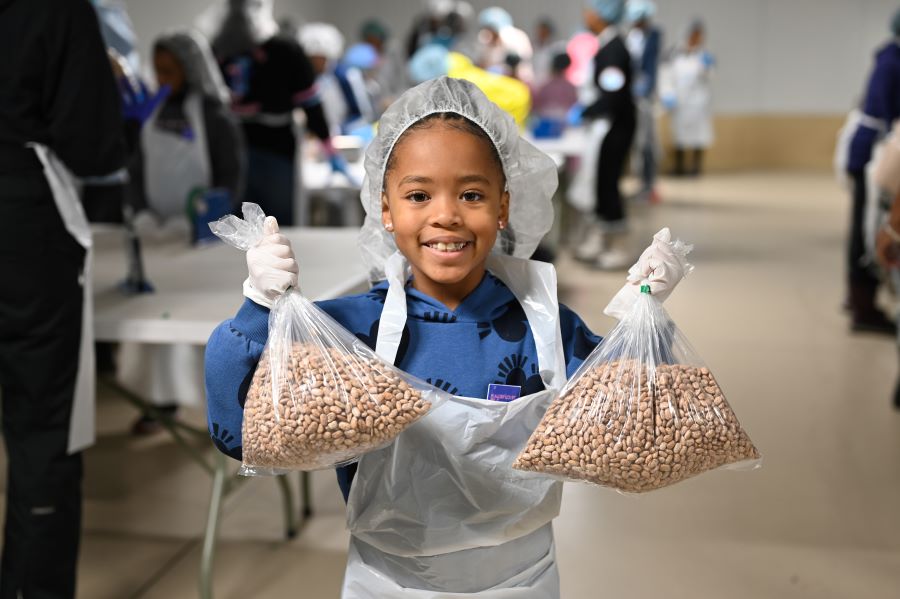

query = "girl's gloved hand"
[[243, 216, 299, 308], [603, 228, 693, 319]]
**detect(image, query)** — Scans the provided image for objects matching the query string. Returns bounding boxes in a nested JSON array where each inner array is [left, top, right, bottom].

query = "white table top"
[[92, 226, 368, 345], [525, 126, 588, 160]]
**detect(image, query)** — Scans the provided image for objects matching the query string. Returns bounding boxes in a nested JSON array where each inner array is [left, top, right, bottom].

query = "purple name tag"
[[487, 384, 521, 402]]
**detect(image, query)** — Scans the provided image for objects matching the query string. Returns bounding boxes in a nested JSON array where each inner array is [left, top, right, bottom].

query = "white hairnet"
[[585, 0, 626, 24], [478, 7, 513, 31], [200, 0, 278, 59], [154, 30, 231, 105], [299, 22, 345, 62], [625, 0, 656, 23], [359, 76, 558, 281]]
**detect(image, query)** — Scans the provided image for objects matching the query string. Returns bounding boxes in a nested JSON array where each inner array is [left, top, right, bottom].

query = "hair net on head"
[[585, 0, 626, 24], [625, 0, 656, 23], [358, 76, 558, 281], [203, 0, 278, 59], [408, 44, 451, 83], [299, 23, 345, 61], [892, 8, 900, 37], [427, 0, 455, 19], [154, 30, 231, 105], [478, 7, 513, 31]]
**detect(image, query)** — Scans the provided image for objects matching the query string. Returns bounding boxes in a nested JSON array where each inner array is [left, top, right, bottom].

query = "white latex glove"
[[603, 228, 693, 319], [243, 216, 299, 308]]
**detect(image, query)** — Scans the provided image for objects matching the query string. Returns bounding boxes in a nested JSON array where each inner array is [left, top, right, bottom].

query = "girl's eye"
[[405, 192, 429, 203], [461, 191, 483, 202]]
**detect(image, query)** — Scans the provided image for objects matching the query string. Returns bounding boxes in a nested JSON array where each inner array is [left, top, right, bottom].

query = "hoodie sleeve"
[[559, 304, 603, 378], [205, 299, 269, 460]]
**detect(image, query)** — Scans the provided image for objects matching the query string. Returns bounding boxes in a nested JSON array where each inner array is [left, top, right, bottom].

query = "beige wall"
[[658, 114, 846, 172]]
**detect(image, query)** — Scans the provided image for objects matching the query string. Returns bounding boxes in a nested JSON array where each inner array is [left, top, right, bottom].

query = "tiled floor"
[[6, 171, 900, 598]]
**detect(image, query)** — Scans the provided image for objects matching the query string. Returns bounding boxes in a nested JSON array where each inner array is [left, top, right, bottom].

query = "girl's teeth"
[[431, 242, 466, 252]]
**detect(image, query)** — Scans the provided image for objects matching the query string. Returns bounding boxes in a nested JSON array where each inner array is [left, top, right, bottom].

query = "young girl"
[[205, 76, 681, 597]]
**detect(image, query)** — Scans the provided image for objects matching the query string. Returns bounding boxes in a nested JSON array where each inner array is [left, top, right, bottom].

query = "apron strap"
[[374, 252, 567, 389]]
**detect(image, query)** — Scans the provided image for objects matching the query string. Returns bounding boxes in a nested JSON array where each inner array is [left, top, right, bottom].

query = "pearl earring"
[[498, 220, 506, 230], [385, 223, 394, 232]]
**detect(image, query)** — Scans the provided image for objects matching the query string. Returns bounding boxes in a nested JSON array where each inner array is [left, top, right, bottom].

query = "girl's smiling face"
[[382, 116, 509, 310]]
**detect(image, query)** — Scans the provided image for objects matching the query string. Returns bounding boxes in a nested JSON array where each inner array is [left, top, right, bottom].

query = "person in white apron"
[[659, 19, 714, 177], [571, 0, 636, 271], [205, 76, 688, 595], [119, 30, 243, 434], [0, 0, 125, 595]]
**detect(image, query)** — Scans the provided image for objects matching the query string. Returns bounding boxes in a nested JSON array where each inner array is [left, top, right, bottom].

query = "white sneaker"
[[573, 226, 604, 262], [594, 248, 631, 270]]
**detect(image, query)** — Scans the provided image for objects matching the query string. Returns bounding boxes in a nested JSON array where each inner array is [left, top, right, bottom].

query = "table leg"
[[277, 474, 298, 539], [200, 451, 227, 599], [300, 471, 313, 520]]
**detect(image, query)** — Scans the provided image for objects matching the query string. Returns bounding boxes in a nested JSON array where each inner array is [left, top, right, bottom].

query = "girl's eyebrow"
[[398, 175, 432, 186], [397, 174, 492, 186]]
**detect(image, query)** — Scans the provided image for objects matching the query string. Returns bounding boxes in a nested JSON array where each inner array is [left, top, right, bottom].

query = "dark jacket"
[[0, 0, 124, 176]]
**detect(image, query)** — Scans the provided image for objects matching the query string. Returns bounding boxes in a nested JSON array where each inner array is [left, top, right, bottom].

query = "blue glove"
[[566, 103, 585, 126], [661, 95, 677, 110], [329, 154, 359, 187], [701, 52, 715, 68], [120, 79, 171, 126]]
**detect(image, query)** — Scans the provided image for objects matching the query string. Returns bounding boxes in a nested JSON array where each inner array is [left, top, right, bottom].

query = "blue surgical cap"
[[625, 0, 656, 23], [343, 43, 379, 70], [586, 0, 626, 24], [478, 7, 513, 31], [408, 43, 450, 84]]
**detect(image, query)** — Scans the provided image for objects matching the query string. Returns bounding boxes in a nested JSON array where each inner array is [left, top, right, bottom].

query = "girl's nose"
[[428, 194, 463, 227]]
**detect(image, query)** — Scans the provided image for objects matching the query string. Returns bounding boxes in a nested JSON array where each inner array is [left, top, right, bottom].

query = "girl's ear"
[[381, 192, 392, 228], [499, 189, 510, 224]]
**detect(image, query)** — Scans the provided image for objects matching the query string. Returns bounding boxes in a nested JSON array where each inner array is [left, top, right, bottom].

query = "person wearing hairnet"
[[128, 31, 244, 237], [843, 9, 900, 334], [359, 19, 409, 112], [0, 0, 125, 595], [300, 23, 375, 136], [625, 0, 662, 203], [573, 0, 637, 270], [115, 31, 244, 434], [407, 43, 532, 128], [207, 0, 344, 226], [659, 19, 714, 177], [205, 76, 686, 597], [475, 6, 534, 83]]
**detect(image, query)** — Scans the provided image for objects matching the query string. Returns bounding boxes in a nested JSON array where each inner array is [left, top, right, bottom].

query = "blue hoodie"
[[205, 272, 602, 500]]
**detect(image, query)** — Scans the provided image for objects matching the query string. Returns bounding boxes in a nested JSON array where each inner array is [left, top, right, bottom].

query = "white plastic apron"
[[27, 144, 95, 453], [669, 53, 713, 148], [142, 92, 210, 219], [118, 93, 210, 407], [342, 252, 566, 598], [567, 119, 610, 214]]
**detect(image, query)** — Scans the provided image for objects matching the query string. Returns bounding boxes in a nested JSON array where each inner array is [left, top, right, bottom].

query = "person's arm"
[[560, 305, 603, 378], [849, 49, 895, 173], [285, 41, 331, 142], [203, 97, 245, 207], [45, 0, 125, 177], [582, 44, 633, 120], [205, 299, 269, 460], [643, 29, 661, 97]]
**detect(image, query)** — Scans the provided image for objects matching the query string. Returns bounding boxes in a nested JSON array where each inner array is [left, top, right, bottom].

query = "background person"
[[0, 0, 125, 595]]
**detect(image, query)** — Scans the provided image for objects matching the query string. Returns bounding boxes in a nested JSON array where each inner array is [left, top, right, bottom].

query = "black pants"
[[0, 168, 84, 599], [594, 117, 636, 226], [848, 170, 880, 287]]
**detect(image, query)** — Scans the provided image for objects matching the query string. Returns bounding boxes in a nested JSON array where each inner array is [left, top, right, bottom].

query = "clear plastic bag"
[[210, 203, 448, 474], [513, 273, 760, 493]]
